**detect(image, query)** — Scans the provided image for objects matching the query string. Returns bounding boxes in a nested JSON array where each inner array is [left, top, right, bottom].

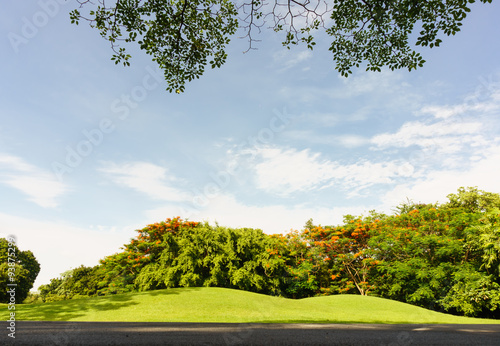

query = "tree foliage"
[[39, 265, 105, 302], [70, 0, 492, 91], [327, 0, 493, 76], [0, 238, 41, 303], [71, 0, 238, 93], [129, 219, 286, 294]]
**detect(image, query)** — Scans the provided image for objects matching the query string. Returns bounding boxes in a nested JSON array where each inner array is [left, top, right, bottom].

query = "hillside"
[[10, 287, 500, 324]]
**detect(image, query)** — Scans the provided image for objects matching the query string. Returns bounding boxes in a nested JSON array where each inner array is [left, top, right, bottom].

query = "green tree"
[[38, 265, 105, 301], [465, 208, 500, 276], [96, 217, 285, 295], [0, 237, 41, 303], [134, 221, 285, 295], [62, 265, 104, 297], [274, 229, 320, 298], [445, 186, 500, 213], [39, 277, 67, 302], [71, 0, 492, 91], [369, 205, 468, 309], [440, 264, 500, 317]]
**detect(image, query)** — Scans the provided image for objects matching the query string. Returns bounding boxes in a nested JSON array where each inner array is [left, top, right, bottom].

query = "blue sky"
[[1, 1, 500, 289]]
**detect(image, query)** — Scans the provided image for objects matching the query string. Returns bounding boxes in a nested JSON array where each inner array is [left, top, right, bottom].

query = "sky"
[[1, 1, 499, 290]]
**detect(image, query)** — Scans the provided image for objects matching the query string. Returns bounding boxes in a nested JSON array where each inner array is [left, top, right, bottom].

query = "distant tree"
[[70, 0, 493, 92], [39, 277, 67, 302], [22, 291, 43, 304], [38, 265, 104, 302], [0, 237, 40, 303], [445, 186, 500, 213]]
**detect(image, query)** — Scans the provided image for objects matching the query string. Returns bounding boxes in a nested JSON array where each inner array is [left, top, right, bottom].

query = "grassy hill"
[[7, 287, 500, 324]]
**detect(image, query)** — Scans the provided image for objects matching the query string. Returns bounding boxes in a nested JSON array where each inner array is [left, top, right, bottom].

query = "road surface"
[[3, 321, 500, 345]]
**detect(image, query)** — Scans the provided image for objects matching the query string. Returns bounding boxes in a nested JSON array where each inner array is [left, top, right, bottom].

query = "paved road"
[[3, 321, 500, 345]]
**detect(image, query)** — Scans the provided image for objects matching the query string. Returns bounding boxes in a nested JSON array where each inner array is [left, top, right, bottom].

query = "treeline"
[[36, 187, 500, 318]]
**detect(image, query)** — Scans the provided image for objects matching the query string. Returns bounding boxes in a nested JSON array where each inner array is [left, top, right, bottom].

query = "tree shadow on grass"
[[146, 287, 202, 296], [17, 294, 138, 321], [16, 287, 203, 321]]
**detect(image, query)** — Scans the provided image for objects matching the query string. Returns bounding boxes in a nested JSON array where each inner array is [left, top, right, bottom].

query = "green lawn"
[[6, 287, 500, 324]]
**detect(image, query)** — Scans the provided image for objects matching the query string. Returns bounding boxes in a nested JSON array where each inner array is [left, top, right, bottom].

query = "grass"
[[5, 287, 500, 324]]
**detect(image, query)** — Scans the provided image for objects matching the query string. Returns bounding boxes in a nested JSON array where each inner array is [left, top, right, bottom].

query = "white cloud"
[[283, 130, 369, 148], [336, 135, 370, 148], [333, 69, 407, 98], [370, 89, 500, 173], [277, 70, 421, 117], [251, 146, 405, 196], [418, 104, 468, 120], [0, 154, 34, 172], [371, 120, 483, 150], [419, 90, 500, 119], [253, 147, 335, 194], [274, 49, 313, 71], [5, 176, 68, 208], [379, 144, 500, 211], [0, 153, 68, 208], [340, 83, 500, 210], [99, 161, 191, 202]]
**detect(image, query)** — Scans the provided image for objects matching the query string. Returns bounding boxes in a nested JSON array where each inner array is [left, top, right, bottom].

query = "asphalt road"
[[3, 321, 500, 346]]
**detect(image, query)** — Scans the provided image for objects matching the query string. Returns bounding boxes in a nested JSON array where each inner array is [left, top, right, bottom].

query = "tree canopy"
[[71, 0, 492, 92]]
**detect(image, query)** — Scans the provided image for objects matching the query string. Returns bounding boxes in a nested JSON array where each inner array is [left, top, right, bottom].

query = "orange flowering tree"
[[303, 214, 383, 296]]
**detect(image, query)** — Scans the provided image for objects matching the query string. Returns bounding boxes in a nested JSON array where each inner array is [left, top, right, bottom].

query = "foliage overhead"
[[70, 0, 492, 91], [38, 187, 500, 318]]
